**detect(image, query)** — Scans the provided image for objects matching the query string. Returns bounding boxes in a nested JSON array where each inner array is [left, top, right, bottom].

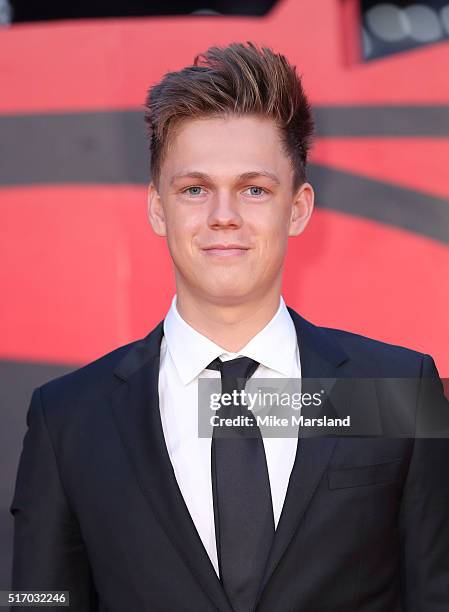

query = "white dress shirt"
[[158, 294, 301, 576]]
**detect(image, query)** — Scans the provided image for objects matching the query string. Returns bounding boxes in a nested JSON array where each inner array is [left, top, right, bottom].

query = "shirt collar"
[[163, 294, 297, 385]]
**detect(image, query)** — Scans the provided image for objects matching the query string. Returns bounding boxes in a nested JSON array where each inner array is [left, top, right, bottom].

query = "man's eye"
[[245, 186, 267, 197], [183, 186, 205, 196]]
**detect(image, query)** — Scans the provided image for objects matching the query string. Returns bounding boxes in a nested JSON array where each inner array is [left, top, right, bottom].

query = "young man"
[[10, 42, 449, 611]]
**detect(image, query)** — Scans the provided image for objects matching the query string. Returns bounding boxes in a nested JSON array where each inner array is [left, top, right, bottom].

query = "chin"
[[199, 284, 253, 304]]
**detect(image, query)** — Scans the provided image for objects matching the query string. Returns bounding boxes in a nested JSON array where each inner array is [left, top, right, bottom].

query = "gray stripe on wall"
[[1, 106, 449, 186], [1, 108, 449, 244], [312, 105, 449, 137], [0, 111, 149, 186], [309, 164, 449, 245]]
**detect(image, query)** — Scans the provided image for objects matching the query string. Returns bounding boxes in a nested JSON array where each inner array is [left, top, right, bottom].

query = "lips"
[[201, 244, 250, 257]]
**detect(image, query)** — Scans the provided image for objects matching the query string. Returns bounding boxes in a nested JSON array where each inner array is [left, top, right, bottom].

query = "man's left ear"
[[288, 182, 314, 236]]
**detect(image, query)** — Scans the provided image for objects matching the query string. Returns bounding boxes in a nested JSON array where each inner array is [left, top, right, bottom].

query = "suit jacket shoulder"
[[40, 339, 138, 402], [286, 307, 433, 378], [319, 325, 428, 377]]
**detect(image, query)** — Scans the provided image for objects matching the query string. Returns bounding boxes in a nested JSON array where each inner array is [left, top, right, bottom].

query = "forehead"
[[160, 115, 292, 182]]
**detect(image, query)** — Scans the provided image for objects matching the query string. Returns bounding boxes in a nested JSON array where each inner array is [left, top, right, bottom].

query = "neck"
[[175, 285, 282, 353]]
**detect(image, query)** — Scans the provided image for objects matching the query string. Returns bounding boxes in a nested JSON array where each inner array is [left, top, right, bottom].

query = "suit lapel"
[[108, 320, 233, 612], [258, 308, 349, 597]]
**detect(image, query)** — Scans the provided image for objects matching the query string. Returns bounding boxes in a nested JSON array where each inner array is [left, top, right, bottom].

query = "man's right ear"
[[147, 182, 167, 236]]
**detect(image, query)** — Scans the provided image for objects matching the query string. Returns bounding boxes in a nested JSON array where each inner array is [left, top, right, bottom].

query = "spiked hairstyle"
[[144, 41, 314, 191]]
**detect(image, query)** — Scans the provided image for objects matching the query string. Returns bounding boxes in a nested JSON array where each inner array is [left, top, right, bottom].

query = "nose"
[[207, 191, 243, 229]]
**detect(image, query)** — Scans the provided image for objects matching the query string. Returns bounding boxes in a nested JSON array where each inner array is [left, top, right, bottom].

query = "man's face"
[[148, 115, 314, 305]]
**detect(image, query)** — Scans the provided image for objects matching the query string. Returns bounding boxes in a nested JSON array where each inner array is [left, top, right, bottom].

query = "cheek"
[[166, 210, 199, 245], [250, 210, 290, 247], [256, 225, 290, 271], [165, 218, 206, 271]]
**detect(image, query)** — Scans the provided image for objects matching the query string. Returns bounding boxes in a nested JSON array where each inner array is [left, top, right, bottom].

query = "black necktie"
[[206, 356, 275, 612]]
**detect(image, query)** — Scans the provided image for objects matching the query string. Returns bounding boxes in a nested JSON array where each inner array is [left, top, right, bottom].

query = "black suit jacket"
[[10, 307, 449, 611]]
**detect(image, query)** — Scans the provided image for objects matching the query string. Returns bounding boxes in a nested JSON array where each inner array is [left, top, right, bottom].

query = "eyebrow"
[[169, 170, 281, 186]]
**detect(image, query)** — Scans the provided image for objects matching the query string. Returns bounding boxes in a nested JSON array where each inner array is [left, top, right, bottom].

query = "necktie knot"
[[206, 355, 259, 381]]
